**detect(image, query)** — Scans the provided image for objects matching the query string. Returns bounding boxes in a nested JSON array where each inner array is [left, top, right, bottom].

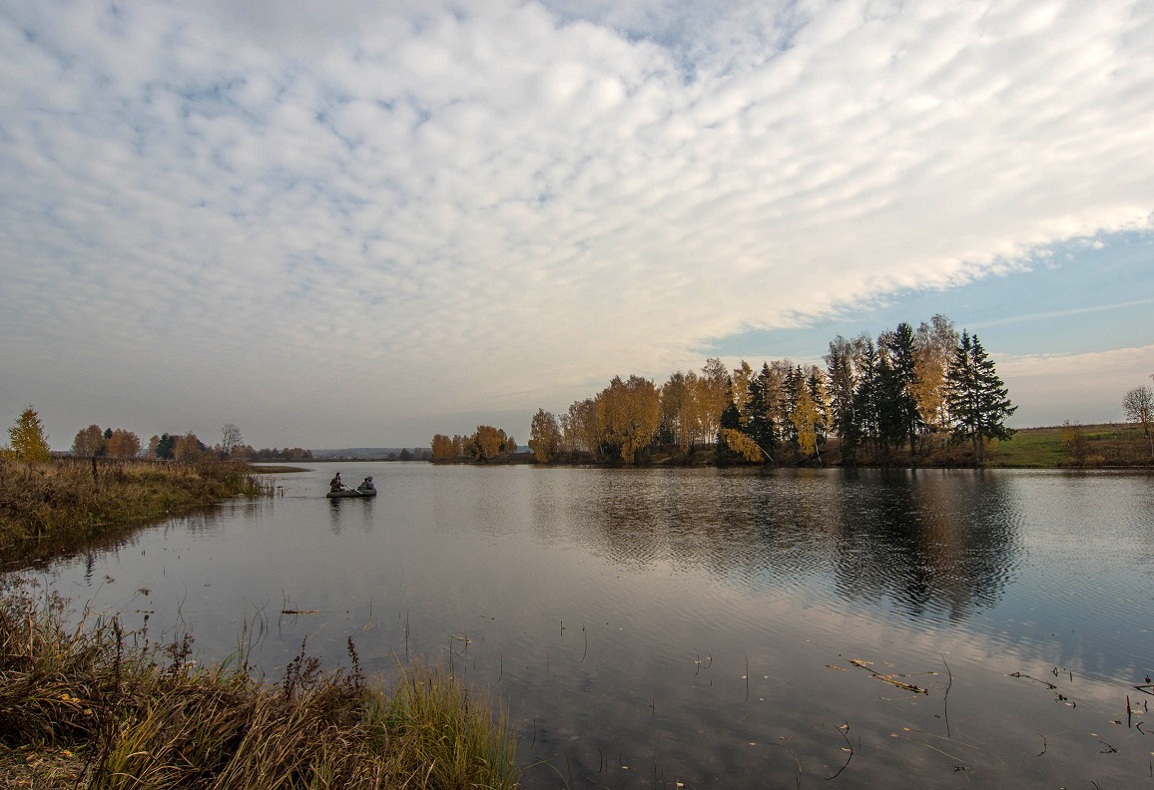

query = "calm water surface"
[[15, 464, 1154, 788]]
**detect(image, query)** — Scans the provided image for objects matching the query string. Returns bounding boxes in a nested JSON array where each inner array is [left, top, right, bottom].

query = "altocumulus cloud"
[[1, 0, 1151, 447]]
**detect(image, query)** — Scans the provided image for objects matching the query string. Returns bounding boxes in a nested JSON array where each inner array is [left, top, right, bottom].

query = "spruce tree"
[[947, 332, 1016, 463], [744, 364, 777, 461], [825, 337, 861, 462], [880, 322, 922, 456], [853, 338, 881, 460]]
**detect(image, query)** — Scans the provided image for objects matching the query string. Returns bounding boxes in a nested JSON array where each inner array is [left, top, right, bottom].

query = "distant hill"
[[311, 448, 430, 460]]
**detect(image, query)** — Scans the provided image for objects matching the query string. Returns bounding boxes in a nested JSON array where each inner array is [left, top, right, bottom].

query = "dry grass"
[[0, 457, 271, 550], [0, 578, 519, 789]]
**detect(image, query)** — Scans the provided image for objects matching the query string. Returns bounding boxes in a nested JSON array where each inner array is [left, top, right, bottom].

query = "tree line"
[[430, 426, 519, 462], [524, 315, 1017, 466], [1, 409, 310, 463]]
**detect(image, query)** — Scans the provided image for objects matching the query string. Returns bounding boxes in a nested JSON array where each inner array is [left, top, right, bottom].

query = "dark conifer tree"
[[853, 338, 881, 460], [744, 364, 778, 462], [782, 365, 805, 453], [881, 322, 922, 456], [946, 332, 1017, 463], [825, 337, 861, 462], [807, 367, 829, 450]]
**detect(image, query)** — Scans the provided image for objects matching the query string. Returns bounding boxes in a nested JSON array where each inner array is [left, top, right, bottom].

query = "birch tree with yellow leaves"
[[596, 375, 661, 464]]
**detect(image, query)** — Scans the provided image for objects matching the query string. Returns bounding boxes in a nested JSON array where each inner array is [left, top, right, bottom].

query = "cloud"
[[1, 0, 1152, 445]]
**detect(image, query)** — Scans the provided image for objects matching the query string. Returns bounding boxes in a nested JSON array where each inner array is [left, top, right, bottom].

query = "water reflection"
[[0, 505, 228, 575], [538, 468, 1022, 624]]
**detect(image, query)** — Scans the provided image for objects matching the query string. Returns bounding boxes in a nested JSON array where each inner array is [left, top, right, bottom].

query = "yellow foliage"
[[6, 406, 51, 463], [720, 429, 764, 462]]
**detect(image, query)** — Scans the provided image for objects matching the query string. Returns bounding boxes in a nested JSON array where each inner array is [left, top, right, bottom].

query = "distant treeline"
[[67, 425, 313, 462], [434, 314, 1019, 467], [430, 427, 519, 463]]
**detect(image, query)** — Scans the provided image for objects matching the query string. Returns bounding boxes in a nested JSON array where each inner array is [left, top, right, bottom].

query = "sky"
[[1, 0, 1152, 451]]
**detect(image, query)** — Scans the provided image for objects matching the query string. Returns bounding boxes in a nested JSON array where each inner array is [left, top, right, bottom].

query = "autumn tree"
[[596, 375, 661, 464], [913, 315, 959, 444], [660, 370, 702, 454], [468, 425, 507, 461], [946, 332, 1016, 463], [566, 398, 602, 458], [528, 409, 563, 463], [5, 406, 51, 462], [72, 424, 105, 457], [731, 360, 754, 417], [172, 432, 207, 461], [789, 371, 822, 460], [697, 358, 732, 446], [720, 428, 765, 462], [105, 428, 142, 459]]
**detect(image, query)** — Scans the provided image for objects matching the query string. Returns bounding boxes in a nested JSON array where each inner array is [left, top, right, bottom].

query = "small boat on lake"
[[326, 487, 375, 498], [326, 475, 377, 498]]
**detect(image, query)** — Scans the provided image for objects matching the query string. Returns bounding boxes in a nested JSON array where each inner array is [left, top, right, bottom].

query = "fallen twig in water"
[[849, 658, 930, 695], [1009, 671, 1057, 690], [826, 722, 854, 780], [941, 655, 953, 738], [774, 740, 802, 790]]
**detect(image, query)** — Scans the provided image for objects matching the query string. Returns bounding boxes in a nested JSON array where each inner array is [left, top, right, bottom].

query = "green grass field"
[[986, 423, 1153, 468]]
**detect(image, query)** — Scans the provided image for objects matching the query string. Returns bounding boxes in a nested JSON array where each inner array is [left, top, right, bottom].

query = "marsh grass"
[[0, 457, 272, 549], [0, 578, 519, 789]]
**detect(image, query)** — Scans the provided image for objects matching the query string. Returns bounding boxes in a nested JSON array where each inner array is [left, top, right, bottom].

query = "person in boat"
[[329, 472, 344, 492], [357, 476, 375, 493]]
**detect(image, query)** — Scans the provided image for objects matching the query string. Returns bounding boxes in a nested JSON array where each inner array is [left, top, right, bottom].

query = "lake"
[[12, 463, 1154, 788]]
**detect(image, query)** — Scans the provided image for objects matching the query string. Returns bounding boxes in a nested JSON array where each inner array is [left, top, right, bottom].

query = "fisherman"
[[329, 472, 343, 492], [358, 475, 375, 492]]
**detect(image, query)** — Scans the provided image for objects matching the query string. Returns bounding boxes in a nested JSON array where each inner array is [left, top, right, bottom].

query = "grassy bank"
[[0, 457, 271, 551], [0, 577, 518, 789], [985, 423, 1154, 468]]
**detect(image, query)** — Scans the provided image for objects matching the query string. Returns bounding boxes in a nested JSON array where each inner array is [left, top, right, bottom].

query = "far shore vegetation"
[[438, 421, 1154, 469], [431, 314, 1154, 470]]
